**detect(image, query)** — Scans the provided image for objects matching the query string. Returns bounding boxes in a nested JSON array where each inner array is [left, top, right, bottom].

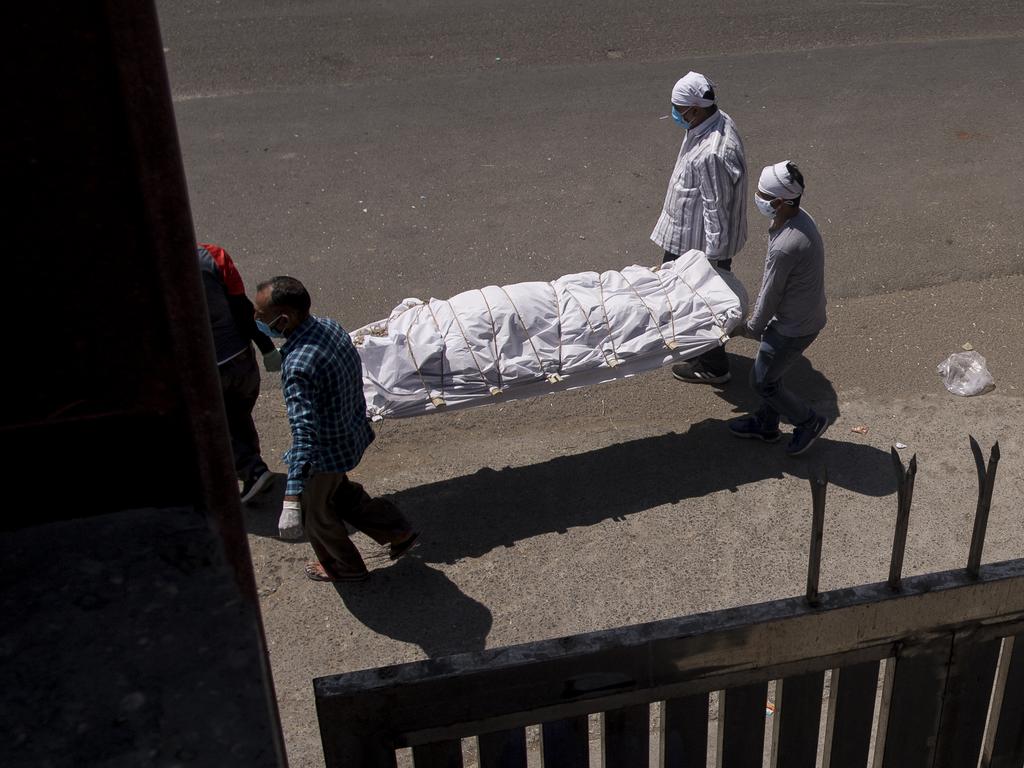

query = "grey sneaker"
[[787, 413, 829, 457], [672, 360, 731, 385], [728, 415, 782, 443]]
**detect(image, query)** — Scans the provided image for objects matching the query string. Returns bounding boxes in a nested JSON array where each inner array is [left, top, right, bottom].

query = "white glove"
[[263, 348, 282, 372], [278, 500, 303, 539]]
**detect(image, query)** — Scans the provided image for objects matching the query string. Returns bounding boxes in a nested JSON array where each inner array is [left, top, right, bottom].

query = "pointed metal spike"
[[905, 456, 918, 511], [968, 440, 1001, 577], [970, 435, 986, 491], [971, 443, 994, 567]]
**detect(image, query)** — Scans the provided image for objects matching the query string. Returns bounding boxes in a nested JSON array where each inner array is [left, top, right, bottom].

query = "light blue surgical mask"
[[256, 315, 287, 338], [671, 106, 691, 130], [754, 196, 777, 218]]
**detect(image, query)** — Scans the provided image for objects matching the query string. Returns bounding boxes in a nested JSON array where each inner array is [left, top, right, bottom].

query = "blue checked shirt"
[[280, 315, 374, 495]]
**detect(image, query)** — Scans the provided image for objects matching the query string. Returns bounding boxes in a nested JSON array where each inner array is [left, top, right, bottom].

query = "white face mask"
[[754, 196, 777, 218]]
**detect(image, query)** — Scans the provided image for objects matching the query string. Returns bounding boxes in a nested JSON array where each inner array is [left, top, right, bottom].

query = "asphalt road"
[[156, 3, 1024, 765], [161, 0, 1024, 330]]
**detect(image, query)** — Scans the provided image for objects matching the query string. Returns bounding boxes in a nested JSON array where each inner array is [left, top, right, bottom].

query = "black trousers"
[[663, 251, 732, 375], [218, 348, 268, 482]]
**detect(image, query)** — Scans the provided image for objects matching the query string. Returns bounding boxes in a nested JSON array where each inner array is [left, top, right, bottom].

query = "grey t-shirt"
[[746, 209, 826, 338]]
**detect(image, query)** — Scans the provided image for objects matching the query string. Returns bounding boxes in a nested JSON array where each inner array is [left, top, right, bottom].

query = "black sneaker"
[[388, 532, 420, 561], [672, 360, 731, 385], [240, 469, 275, 503], [728, 415, 782, 443], [787, 413, 829, 457]]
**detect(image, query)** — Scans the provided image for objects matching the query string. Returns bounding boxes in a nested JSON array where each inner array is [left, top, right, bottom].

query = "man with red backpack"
[[198, 242, 281, 502]]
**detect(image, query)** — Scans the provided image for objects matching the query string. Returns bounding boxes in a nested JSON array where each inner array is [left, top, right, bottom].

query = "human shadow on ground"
[[241, 483, 493, 657], [242, 353, 883, 652], [243, 353, 893, 569], [332, 556, 493, 657], [242, 474, 291, 539], [385, 353, 896, 564]]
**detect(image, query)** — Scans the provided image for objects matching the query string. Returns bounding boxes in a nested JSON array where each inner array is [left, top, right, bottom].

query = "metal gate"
[[315, 440, 1023, 767]]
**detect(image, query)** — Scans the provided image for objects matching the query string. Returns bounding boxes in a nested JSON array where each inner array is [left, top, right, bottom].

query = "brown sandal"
[[304, 561, 368, 582]]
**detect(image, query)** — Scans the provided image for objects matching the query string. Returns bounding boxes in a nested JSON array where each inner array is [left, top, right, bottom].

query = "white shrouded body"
[[353, 249, 747, 419]]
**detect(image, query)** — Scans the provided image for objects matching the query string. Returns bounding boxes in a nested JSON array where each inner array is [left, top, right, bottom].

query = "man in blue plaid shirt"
[[254, 276, 418, 582]]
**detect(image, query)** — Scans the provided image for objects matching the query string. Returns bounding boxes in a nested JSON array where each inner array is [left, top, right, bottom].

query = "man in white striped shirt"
[[652, 71, 748, 384]]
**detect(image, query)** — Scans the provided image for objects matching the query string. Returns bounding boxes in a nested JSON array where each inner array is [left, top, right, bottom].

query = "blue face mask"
[[672, 106, 691, 130], [256, 316, 287, 338]]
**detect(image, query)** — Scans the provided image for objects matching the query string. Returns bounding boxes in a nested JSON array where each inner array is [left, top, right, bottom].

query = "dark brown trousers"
[[302, 472, 410, 576]]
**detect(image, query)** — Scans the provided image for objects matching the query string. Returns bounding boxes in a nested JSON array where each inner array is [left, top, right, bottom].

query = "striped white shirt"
[[650, 109, 748, 262]]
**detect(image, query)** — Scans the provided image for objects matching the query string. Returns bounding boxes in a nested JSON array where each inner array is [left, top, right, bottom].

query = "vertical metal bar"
[[412, 739, 464, 768], [989, 634, 1024, 768], [932, 631, 1001, 768], [821, 671, 840, 768], [978, 638, 1011, 768], [887, 450, 917, 590], [541, 715, 589, 768], [980, 637, 1013, 767], [879, 636, 953, 768], [969, 435, 988, 500], [822, 661, 881, 768], [967, 438, 1000, 578], [323, 737, 396, 768], [478, 727, 528, 768], [602, 704, 649, 768], [806, 467, 828, 605], [316, 699, 397, 768], [661, 693, 708, 768], [716, 682, 768, 767], [870, 659, 895, 768], [770, 671, 825, 768]]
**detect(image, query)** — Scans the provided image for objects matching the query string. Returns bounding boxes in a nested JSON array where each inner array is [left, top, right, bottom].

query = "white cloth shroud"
[[353, 249, 748, 419]]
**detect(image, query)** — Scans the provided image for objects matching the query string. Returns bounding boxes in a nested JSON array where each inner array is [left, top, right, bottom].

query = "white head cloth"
[[758, 161, 804, 200], [671, 71, 716, 107]]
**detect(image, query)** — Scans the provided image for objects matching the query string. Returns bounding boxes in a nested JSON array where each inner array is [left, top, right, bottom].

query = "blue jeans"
[[751, 325, 819, 428]]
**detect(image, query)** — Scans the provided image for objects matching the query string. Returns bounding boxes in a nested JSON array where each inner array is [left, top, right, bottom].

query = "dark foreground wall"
[[2, 2, 286, 765]]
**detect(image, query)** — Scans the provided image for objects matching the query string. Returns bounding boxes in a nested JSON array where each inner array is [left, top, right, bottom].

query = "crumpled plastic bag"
[[937, 351, 995, 396]]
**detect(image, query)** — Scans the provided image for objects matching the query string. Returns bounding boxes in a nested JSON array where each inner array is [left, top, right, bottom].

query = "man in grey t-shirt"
[[729, 162, 829, 456]]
